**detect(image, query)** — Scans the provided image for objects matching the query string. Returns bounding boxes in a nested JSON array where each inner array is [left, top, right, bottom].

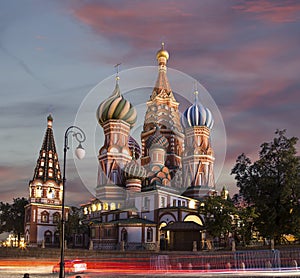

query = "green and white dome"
[[97, 82, 137, 128]]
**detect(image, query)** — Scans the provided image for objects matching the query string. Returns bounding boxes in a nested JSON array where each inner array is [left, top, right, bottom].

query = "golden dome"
[[156, 42, 169, 61]]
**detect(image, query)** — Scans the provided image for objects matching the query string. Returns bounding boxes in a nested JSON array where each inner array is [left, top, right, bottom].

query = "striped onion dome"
[[146, 125, 169, 149], [128, 136, 141, 160], [124, 160, 147, 180], [181, 90, 214, 129], [97, 81, 137, 128]]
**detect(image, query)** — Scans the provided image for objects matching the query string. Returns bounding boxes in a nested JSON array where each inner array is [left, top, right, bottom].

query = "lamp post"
[[59, 126, 86, 278]]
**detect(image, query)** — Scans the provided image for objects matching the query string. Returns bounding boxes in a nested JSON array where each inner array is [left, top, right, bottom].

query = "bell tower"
[[24, 115, 67, 247], [141, 44, 184, 180]]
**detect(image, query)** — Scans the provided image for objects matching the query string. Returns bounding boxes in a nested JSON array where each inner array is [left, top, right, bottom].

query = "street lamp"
[[59, 126, 86, 278]]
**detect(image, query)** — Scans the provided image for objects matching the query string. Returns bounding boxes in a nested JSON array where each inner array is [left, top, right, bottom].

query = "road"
[[1, 258, 300, 278]]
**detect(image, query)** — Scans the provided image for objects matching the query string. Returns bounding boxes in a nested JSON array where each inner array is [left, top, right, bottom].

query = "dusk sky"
[[1, 0, 300, 206]]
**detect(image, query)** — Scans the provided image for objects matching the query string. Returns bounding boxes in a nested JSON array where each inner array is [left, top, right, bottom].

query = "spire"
[[151, 43, 174, 101], [31, 115, 62, 184], [47, 114, 53, 128], [193, 82, 200, 104], [114, 63, 121, 85]]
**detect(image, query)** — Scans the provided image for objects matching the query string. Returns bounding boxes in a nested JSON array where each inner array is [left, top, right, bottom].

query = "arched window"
[[110, 203, 116, 210], [103, 203, 109, 210], [44, 230, 52, 244], [41, 211, 49, 223], [147, 227, 153, 242], [54, 231, 60, 245], [184, 215, 203, 226], [38, 168, 43, 176], [36, 185, 42, 198], [48, 169, 53, 178], [47, 187, 54, 199], [111, 170, 118, 184], [53, 212, 60, 224], [121, 228, 128, 242]]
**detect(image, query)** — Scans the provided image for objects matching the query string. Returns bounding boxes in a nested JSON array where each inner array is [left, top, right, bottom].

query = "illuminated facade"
[[24, 115, 69, 247], [83, 45, 217, 251]]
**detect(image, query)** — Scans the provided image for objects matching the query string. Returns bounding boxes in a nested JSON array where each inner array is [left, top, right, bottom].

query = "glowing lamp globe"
[[75, 144, 85, 160]]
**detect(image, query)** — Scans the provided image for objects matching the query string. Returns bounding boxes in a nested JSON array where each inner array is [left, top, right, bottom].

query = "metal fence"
[[150, 249, 300, 271]]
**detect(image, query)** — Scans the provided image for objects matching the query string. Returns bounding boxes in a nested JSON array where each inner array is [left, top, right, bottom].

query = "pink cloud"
[[72, 1, 233, 52], [233, 0, 300, 23]]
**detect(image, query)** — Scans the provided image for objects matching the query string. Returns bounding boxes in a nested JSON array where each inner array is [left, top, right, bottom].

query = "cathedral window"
[[53, 212, 60, 224], [38, 169, 43, 176], [49, 151, 53, 158], [110, 203, 116, 210], [147, 228, 153, 242], [48, 169, 53, 178], [47, 188, 54, 199], [40, 160, 45, 167], [111, 170, 118, 184], [41, 211, 49, 223], [103, 203, 109, 210], [172, 200, 176, 207], [160, 197, 166, 208], [42, 151, 46, 157], [49, 160, 53, 168], [36, 186, 42, 198]]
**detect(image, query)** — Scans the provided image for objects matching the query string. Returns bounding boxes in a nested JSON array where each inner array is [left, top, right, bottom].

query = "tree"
[[64, 206, 88, 246], [0, 197, 29, 246], [231, 130, 300, 243], [199, 195, 237, 247], [232, 193, 258, 246]]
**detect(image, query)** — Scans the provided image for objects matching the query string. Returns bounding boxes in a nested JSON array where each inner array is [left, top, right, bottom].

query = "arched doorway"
[[44, 230, 52, 245]]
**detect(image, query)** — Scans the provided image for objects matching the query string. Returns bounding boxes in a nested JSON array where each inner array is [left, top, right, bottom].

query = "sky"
[[1, 0, 300, 206]]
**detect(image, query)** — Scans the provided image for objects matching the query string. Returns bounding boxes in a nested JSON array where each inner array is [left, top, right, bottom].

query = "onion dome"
[[96, 79, 137, 128], [146, 124, 169, 149], [148, 165, 171, 186], [181, 90, 214, 129], [128, 136, 141, 159], [156, 42, 169, 61], [124, 160, 147, 180]]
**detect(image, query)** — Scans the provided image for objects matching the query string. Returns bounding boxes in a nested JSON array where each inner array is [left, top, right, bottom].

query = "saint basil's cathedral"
[[25, 45, 221, 251]]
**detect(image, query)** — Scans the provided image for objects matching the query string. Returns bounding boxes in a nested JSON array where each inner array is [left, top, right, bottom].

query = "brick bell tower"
[[24, 115, 68, 247], [141, 44, 185, 183]]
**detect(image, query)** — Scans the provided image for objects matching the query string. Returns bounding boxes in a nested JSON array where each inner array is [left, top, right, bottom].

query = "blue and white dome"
[[181, 91, 214, 129]]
